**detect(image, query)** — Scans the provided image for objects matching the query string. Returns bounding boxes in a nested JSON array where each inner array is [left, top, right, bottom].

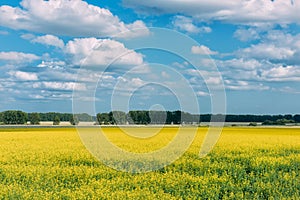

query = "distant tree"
[[0, 112, 3, 124], [262, 120, 275, 125], [76, 113, 93, 122], [69, 115, 79, 125], [248, 122, 257, 126], [110, 111, 126, 124], [149, 111, 167, 124], [53, 115, 60, 125], [2, 110, 27, 124], [29, 112, 40, 125], [97, 113, 110, 125], [262, 119, 294, 126], [293, 115, 300, 123], [128, 111, 150, 125]]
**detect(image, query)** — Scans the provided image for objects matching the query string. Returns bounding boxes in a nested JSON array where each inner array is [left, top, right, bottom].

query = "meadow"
[[0, 127, 299, 199]]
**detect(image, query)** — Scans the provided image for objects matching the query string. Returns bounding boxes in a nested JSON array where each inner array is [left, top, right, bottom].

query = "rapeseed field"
[[0, 127, 299, 199]]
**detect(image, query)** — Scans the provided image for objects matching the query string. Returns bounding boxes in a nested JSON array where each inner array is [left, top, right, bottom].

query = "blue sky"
[[0, 0, 300, 115]]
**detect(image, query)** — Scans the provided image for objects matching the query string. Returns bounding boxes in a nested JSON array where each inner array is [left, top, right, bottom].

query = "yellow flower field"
[[0, 127, 299, 199]]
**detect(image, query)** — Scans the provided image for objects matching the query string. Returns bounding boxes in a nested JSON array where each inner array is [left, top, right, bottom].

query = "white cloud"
[[8, 71, 38, 81], [206, 77, 221, 85], [261, 65, 300, 81], [172, 16, 211, 34], [172, 61, 189, 69], [31, 34, 64, 48], [191, 45, 218, 55], [234, 28, 261, 42], [220, 58, 262, 70], [0, 51, 39, 63], [123, 0, 300, 25], [224, 80, 269, 91], [131, 77, 144, 87], [161, 71, 170, 79], [21, 33, 35, 40], [37, 60, 66, 69], [277, 86, 300, 94], [113, 76, 146, 93], [237, 43, 295, 60], [185, 68, 224, 88], [33, 81, 86, 91], [28, 94, 45, 99], [232, 30, 300, 65], [196, 91, 210, 96], [65, 38, 144, 67], [0, 0, 149, 38]]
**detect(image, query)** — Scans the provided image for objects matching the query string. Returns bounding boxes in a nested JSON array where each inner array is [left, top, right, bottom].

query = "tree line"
[[96, 111, 300, 125], [0, 111, 90, 125], [0, 110, 299, 125]]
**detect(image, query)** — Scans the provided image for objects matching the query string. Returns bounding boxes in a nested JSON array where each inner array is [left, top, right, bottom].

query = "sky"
[[0, 0, 300, 115]]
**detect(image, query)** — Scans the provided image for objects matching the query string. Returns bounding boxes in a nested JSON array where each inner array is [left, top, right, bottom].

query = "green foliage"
[[29, 112, 40, 125], [129, 111, 151, 125], [249, 122, 257, 126], [1, 110, 300, 125], [0, 112, 3, 124], [262, 118, 295, 126], [39, 112, 72, 122], [53, 115, 60, 125], [69, 115, 79, 125], [75, 113, 93, 121], [110, 111, 127, 124], [2, 110, 27, 124], [97, 113, 110, 125]]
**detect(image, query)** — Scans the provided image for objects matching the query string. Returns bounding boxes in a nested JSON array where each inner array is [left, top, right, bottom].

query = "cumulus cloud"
[[219, 58, 262, 71], [37, 60, 66, 69], [0, 0, 149, 38], [234, 28, 261, 42], [224, 80, 269, 91], [234, 30, 300, 64], [196, 91, 210, 96], [31, 34, 64, 48], [261, 65, 300, 81], [237, 43, 295, 60], [8, 71, 38, 81], [191, 45, 218, 55], [0, 51, 39, 63], [65, 38, 144, 67], [277, 86, 300, 94], [172, 16, 211, 34], [218, 57, 300, 83], [33, 81, 86, 91], [123, 0, 300, 25]]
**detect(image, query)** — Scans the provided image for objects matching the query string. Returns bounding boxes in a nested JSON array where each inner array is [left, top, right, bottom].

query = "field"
[[0, 127, 299, 199]]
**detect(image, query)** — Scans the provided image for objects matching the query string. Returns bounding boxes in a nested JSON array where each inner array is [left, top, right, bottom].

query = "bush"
[[53, 115, 60, 125], [249, 122, 257, 126], [29, 113, 40, 125], [262, 119, 295, 126], [69, 115, 79, 125]]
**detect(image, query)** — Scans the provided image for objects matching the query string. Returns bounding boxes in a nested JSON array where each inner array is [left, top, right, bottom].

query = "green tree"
[[110, 111, 126, 124], [2, 110, 27, 124], [249, 122, 257, 126], [97, 113, 110, 125], [53, 115, 60, 125], [0, 112, 3, 124], [29, 112, 40, 125], [69, 115, 79, 125]]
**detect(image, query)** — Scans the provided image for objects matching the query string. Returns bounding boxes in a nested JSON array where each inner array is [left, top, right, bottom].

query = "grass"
[[0, 127, 299, 199]]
